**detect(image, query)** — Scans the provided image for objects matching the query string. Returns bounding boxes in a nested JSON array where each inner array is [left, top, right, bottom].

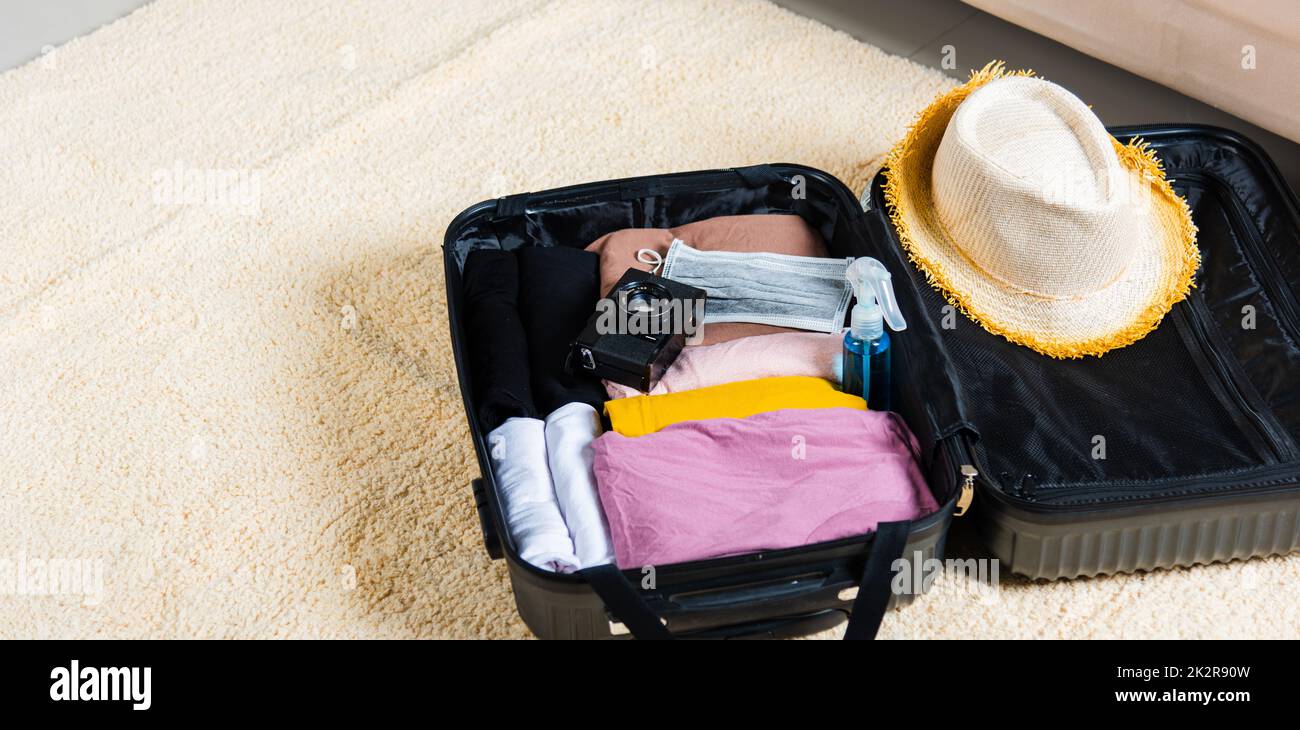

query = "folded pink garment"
[[591, 408, 938, 569], [584, 214, 829, 345], [603, 332, 843, 399]]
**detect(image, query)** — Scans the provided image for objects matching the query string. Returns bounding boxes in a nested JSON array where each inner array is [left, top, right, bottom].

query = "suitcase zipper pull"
[[1009, 473, 1039, 501], [955, 465, 977, 516], [1021, 473, 1037, 501]]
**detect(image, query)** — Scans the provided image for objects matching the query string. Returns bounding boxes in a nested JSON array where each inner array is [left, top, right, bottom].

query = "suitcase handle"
[[618, 165, 787, 201], [469, 478, 504, 560], [580, 521, 912, 640]]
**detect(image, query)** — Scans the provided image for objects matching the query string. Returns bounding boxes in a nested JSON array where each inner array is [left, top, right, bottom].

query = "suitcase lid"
[[858, 124, 1300, 510]]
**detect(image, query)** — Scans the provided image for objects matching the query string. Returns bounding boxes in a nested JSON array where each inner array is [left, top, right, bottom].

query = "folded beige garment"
[[584, 213, 829, 344]]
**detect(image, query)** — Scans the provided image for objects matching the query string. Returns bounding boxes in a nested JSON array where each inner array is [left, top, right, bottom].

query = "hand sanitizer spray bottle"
[[842, 258, 907, 411]]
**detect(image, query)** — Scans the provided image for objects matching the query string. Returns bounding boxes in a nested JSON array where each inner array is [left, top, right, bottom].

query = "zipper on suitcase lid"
[[997, 156, 1300, 508], [1024, 460, 1300, 507], [1175, 170, 1300, 343], [962, 417, 1300, 510], [955, 464, 976, 516], [506, 169, 785, 215], [971, 158, 1300, 505], [1179, 296, 1298, 463], [988, 305, 1300, 509]]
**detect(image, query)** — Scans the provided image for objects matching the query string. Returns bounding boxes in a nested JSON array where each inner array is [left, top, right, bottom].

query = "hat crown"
[[931, 76, 1142, 298]]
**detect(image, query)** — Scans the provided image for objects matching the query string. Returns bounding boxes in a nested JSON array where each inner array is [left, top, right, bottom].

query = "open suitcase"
[[442, 124, 1300, 639]]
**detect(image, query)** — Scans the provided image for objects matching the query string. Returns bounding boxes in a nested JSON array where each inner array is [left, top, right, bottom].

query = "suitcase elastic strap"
[[579, 520, 912, 640], [843, 520, 910, 640], [580, 564, 674, 640]]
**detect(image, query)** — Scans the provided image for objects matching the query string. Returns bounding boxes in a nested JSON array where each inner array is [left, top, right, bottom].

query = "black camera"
[[567, 268, 707, 393]]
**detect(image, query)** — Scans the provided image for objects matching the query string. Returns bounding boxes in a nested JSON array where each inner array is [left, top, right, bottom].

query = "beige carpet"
[[0, 0, 1294, 639]]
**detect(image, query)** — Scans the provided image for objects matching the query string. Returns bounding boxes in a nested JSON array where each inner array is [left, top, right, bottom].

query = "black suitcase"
[[442, 124, 1300, 639]]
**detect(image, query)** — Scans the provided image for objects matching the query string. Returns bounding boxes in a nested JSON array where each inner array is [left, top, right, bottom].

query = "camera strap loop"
[[636, 247, 665, 275]]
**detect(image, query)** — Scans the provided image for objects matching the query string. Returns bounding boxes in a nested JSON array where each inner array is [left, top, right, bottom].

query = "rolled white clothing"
[[487, 418, 580, 573], [544, 402, 616, 568]]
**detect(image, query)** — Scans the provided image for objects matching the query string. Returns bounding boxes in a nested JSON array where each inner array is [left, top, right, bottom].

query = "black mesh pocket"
[[913, 285, 1265, 489], [1182, 180, 1300, 450]]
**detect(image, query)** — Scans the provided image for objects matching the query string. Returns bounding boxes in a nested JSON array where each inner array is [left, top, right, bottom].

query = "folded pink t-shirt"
[[603, 331, 843, 399], [590, 408, 938, 569]]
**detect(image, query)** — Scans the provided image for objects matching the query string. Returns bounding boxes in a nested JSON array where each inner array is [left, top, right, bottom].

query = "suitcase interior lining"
[[1182, 179, 1300, 448], [869, 130, 1300, 499], [1161, 133, 1300, 452], [444, 171, 963, 532]]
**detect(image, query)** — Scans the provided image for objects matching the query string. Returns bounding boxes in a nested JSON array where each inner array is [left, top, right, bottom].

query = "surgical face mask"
[[649, 239, 852, 333]]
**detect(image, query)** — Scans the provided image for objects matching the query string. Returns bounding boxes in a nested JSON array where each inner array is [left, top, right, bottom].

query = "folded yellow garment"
[[604, 376, 866, 437]]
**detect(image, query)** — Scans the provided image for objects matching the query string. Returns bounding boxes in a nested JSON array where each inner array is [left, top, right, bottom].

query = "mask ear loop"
[[636, 248, 664, 275]]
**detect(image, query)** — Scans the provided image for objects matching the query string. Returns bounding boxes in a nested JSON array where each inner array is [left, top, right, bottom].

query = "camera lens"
[[617, 282, 672, 321], [626, 290, 657, 314]]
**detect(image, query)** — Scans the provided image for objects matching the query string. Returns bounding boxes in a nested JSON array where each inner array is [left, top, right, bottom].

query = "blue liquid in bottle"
[[842, 256, 904, 412], [843, 330, 891, 411]]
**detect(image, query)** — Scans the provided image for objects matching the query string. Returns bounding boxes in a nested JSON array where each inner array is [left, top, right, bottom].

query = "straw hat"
[[883, 62, 1199, 358]]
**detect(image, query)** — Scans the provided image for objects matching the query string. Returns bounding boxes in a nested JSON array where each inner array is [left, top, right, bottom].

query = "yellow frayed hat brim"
[[882, 61, 1201, 359]]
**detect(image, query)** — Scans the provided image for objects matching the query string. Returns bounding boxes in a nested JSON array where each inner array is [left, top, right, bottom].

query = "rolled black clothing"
[[517, 246, 608, 416], [461, 249, 536, 431]]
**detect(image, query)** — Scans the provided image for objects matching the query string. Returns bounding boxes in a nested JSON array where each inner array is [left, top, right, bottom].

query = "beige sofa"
[[965, 0, 1300, 142]]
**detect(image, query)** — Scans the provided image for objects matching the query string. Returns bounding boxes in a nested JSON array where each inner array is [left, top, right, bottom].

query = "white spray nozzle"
[[846, 257, 907, 340]]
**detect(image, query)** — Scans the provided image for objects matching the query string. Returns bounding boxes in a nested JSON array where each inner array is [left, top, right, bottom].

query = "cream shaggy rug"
[[1, 0, 1295, 639]]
